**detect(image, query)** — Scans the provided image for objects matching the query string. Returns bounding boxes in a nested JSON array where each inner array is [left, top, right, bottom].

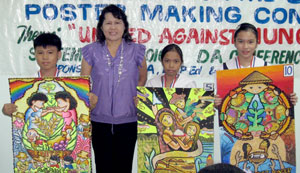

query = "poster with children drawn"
[[9, 77, 91, 173], [136, 87, 215, 172], [216, 64, 296, 173]]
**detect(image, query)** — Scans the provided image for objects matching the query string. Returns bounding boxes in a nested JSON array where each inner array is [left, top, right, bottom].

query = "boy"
[[2, 33, 63, 116], [2, 33, 97, 115]]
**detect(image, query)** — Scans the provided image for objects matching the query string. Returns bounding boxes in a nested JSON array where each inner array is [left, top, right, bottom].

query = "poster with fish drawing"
[[216, 64, 295, 173], [137, 87, 214, 173], [9, 77, 91, 173]]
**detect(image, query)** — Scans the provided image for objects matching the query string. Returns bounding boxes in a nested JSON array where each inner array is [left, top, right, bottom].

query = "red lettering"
[[186, 28, 199, 44], [219, 29, 230, 45], [205, 29, 218, 44], [173, 28, 186, 44], [279, 28, 293, 44], [79, 26, 91, 43], [263, 28, 277, 45], [159, 28, 173, 43]]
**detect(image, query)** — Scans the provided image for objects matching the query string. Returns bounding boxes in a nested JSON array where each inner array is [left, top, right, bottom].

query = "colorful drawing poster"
[[137, 87, 214, 173], [216, 64, 295, 173], [9, 77, 91, 173]]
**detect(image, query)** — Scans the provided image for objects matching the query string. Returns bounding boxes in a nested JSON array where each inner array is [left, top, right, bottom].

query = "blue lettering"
[[141, 4, 163, 21], [273, 8, 287, 24], [189, 66, 202, 75], [180, 66, 187, 73], [199, 6, 204, 22], [182, 6, 196, 22], [43, 4, 58, 20], [206, 7, 222, 22], [60, 4, 76, 21], [209, 66, 216, 75], [25, 4, 41, 20], [289, 9, 300, 24], [165, 6, 180, 22], [147, 64, 154, 74], [225, 7, 241, 23], [78, 4, 92, 21], [255, 7, 270, 24]]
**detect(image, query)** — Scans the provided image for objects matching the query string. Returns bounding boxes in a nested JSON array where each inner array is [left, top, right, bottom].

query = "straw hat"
[[77, 151, 89, 159], [16, 152, 28, 159], [79, 114, 89, 123]]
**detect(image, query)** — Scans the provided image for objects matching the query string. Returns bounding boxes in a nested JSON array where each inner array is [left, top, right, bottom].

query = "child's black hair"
[[34, 33, 62, 51], [27, 92, 48, 106], [50, 155, 60, 163], [63, 156, 74, 163], [160, 44, 183, 63], [234, 22, 258, 42], [55, 91, 77, 110]]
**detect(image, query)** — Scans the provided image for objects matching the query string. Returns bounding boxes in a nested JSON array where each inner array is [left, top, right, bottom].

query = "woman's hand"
[[88, 93, 98, 110], [2, 103, 17, 116]]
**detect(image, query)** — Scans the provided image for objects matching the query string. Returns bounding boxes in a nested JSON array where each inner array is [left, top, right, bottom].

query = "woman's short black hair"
[[96, 4, 132, 43], [160, 44, 183, 63], [234, 22, 258, 42]]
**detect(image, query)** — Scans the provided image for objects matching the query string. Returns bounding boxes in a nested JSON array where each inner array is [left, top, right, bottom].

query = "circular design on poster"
[[220, 83, 292, 141]]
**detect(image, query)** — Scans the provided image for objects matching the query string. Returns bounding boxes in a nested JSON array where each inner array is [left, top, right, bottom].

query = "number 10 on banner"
[[284, 65, 294, 77]]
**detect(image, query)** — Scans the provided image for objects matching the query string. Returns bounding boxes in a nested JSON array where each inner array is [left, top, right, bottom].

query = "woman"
[[146, 44, 196, 88], [80, 4, 147, 172], [215, 23, 297, 106]]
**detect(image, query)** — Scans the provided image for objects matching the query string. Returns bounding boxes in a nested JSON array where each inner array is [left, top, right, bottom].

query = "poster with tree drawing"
[[216, 64, 295, 173], [9, 77, 91, 172], [136, 87, 214, 172]]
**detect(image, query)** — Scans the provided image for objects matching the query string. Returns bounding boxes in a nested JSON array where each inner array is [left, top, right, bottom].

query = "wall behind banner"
[[0, 0, 300, 172]]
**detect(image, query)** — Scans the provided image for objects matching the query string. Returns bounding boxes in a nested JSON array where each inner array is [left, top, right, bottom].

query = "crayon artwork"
[[217, 65, 296, 173], [137, 87, 214, 173], [9, 77, 91, 173]]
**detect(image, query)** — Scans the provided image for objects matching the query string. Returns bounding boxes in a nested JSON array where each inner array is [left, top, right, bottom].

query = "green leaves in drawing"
[[144, 149, 155, 173], [235, 121, 247, 130], [248, 100, 265, 132], [41, 82, 57, 108], [41, 82, 56, 93]]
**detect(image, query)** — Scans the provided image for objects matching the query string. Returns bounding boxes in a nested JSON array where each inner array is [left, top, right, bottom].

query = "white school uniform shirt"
[[145, 74, 197, 88], [215, 56, 267, 71], [35, 69, 72, 77]]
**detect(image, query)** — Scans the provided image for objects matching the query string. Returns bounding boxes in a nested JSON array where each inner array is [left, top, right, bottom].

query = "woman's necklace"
[[106, 41, 124, 85]]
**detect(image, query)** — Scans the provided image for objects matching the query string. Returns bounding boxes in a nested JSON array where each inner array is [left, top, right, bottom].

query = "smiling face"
[[101, 12, 125, 43], [32, 100, 45, 111], [162, 50, 182, 77], [234, 30, 258, 62], [161, 114, 173, 127], [175, 99, 185, 109], [35, 45, 61, 71], [186, 125, 197, 136], [243, 83, 268, 94], [57, 98, 70, 112]]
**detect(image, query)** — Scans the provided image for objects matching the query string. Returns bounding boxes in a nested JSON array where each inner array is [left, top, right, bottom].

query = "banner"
[[9, 76, 91, 172], [216, 65, 295, 173], [1, 0, 300, 87]]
